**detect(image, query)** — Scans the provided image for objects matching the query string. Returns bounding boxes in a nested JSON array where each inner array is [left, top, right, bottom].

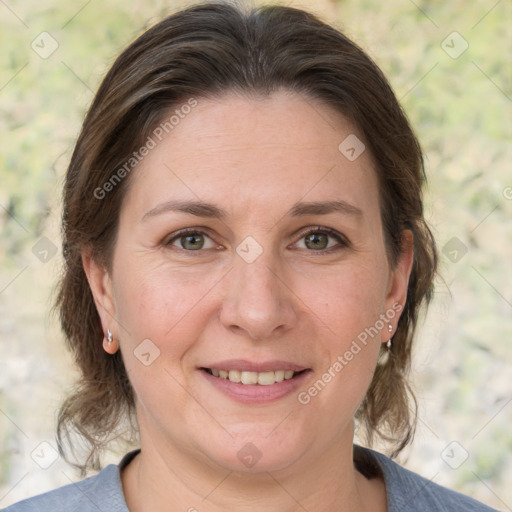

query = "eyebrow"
[[141, 199, 363, 222]]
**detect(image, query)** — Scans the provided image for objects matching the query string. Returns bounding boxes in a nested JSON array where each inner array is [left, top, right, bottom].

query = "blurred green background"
[[1, 0, 511, 509]]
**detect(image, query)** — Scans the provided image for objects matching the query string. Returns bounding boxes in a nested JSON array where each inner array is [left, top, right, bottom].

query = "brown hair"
[[55, 1, 437, 473]]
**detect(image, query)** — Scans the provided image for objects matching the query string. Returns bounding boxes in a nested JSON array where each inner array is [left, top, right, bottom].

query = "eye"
[[165, 229, 216, 251], [294, 227, 349, 253], [165, 226, 349, 254]]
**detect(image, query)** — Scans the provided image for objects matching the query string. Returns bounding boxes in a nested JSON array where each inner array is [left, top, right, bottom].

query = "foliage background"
[[0, 0, 510, 509]]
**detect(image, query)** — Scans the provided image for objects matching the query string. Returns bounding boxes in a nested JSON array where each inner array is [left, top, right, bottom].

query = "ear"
[[384, 229, 414, 330], [82, 250, 119, 354]]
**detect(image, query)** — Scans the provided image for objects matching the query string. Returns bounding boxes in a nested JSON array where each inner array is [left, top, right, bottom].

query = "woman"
[[5, 2, 499, 511]]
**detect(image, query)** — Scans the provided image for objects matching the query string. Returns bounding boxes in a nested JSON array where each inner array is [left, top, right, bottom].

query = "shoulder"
[[363, 447, 500, 511], [2, 462, 128, 512]]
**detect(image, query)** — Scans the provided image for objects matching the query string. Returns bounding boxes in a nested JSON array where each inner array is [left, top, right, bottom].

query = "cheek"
[[295, 259, 389, 409], [307, 259, 388, 338], [112, 257, 213, 356], [112, 263, 209, 414]]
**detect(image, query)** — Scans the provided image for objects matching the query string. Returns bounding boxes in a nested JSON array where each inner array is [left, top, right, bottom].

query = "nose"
[[219, 251, 298, 342]]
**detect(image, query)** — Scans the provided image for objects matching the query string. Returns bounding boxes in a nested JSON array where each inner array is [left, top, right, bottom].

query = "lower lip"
[[200, 369, 311, 404]]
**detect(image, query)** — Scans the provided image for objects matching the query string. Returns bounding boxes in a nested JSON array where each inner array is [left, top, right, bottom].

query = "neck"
[[121, 429, 386, 512]]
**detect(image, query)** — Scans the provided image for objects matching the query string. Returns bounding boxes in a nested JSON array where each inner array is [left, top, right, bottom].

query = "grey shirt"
[[2, 446, 499, 511]]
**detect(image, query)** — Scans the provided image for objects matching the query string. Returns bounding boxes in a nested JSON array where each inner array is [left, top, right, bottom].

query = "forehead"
[[123, 90, 380, 222]]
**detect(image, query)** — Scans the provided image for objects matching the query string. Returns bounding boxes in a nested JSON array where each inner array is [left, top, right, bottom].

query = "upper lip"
[[200, 360, 309, 372]]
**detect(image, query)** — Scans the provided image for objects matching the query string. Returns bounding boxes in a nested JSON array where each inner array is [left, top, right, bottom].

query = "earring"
[[386, 324, 393, 351], [103, 329, 118, 354]]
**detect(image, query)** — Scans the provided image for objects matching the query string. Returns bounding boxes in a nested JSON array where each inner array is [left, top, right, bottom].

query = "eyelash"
[[164, 226, 350, 255]]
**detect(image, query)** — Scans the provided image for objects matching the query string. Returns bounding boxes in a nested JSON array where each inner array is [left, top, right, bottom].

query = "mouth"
[[201, 368, 307, 385], [199, 362, 311, 403]]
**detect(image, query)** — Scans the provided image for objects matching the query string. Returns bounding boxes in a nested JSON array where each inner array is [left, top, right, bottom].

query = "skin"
[[83, 89, 413, 511]]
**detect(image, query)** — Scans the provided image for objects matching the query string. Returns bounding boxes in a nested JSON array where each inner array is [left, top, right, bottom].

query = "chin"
[[200, 428, 310, 474]]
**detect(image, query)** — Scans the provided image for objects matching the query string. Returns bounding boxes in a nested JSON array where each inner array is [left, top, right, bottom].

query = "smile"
[[200, 366, 311, 403], [204, 368, 301, 385]]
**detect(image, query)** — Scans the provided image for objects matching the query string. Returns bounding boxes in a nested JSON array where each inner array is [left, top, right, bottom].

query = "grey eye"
[[181, 233, 205, 250], [304, 232, 329, 250], [295, 229, 345, 252], [167, 231, 215, 251]]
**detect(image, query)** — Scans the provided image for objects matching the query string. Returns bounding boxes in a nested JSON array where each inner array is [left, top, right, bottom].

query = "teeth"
[[257, 371, 275, 386], [208, 368, 298, 385], [228, 370, 241, 383], [241, 371, 259, 385]]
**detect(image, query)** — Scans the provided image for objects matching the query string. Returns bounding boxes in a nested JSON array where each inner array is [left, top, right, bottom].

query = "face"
[[85, 90, 412, 474]]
